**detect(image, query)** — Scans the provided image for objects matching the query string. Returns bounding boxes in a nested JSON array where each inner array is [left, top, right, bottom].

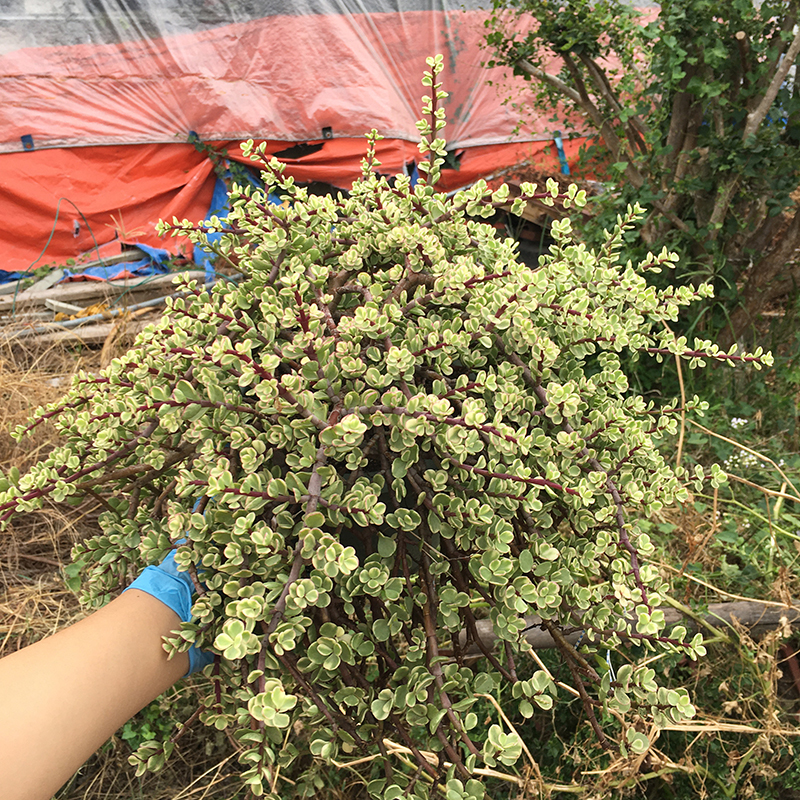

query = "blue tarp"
[[1, 243, 170, 287], [62, 243, 171, 281], [193, 177, 230, 282], [0, 270, 24, 285], [194, 169, 282, 282]]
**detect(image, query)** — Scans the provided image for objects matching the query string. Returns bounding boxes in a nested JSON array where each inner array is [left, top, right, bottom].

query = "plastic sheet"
[[0, 0, 591, 272], [0, 270, 24, 285], [61, 243, 172, 281], [0, 137, 584, 272], [1, 0, 555, 152]]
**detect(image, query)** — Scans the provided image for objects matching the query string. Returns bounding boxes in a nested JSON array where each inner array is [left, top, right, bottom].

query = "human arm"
[[0, 590, 188, 800]]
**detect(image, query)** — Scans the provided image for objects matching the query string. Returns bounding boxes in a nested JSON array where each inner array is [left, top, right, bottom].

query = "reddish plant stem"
[[264, 448, 326, 637], [442, 454, 579, 496], [419, 550, 480, 758], [168, 703, 208, 745], [350, 404, 518, 444], [398, 270, 512, 316], [0, 418, 159, 522], [542, 620, 615, 753]]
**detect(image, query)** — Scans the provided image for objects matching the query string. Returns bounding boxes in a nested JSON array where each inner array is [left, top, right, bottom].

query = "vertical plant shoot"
[[0, 56, 771, 799]]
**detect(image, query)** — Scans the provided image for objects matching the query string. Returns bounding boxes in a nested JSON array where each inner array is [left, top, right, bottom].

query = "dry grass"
[[0, 340, 96, 650], [55, 730, 240, 800], [0, 338, 97, 610], [0, 344, 76, 471], [0, 572, 82, 652]]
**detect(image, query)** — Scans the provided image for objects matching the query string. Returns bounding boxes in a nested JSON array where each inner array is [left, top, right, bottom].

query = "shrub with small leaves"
[[0, 56, 772, 799]]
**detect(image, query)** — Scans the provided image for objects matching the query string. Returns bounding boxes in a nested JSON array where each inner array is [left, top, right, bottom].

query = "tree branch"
[[575, 51, 649, 152], [744, 25, 800, 140], [707, 175, 743, 238], [514, 57, 583, 106]]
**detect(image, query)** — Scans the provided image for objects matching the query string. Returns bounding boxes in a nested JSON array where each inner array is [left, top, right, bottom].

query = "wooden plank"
[[3, 312, 51, 323], [0, 280, 24, 296], [0, 252, 143, 300], [69, 249, 146, 272], [44, 299, 84, 315], [16, 268, 65, 296], [20, 319, 151, 347], [0, 271, 206, 314]]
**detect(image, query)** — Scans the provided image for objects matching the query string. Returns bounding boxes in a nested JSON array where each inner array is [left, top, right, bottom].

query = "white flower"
[[723, 450, 760, 471]]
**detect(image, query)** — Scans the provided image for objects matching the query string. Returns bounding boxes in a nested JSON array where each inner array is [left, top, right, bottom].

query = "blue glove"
[[125, 548, 214, 676]]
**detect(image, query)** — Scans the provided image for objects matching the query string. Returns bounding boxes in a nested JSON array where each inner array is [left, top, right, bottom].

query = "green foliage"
[[485, 0, 800, 345], [0, 58, 772, 798], [120, 698, 175, 752], [189, 130, 258, 191]]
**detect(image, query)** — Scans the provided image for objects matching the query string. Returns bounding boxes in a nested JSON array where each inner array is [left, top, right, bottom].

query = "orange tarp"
[[0, 2, 588, 273], [1, 137, 586, 272]]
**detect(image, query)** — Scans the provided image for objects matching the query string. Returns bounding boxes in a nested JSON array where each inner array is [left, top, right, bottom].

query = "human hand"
[[124, 548, 213, 676]]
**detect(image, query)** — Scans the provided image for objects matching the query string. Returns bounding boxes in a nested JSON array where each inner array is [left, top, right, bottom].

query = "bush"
[[0, 57, 771, 799]]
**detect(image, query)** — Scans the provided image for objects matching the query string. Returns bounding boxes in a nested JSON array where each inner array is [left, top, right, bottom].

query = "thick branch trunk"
[[514, 58, 583, 107], [719, 210, 800, 348], [457, 600, 800, 656], [707, 176, 742, 237], [663, 64, 700, 179], [654, 101, 702, 242], [758, 11, 799, 100], [575, 51, 648, 153]]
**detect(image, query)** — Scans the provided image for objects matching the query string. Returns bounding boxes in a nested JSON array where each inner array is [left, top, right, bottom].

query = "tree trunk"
[[718, 211, 800, 349]]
